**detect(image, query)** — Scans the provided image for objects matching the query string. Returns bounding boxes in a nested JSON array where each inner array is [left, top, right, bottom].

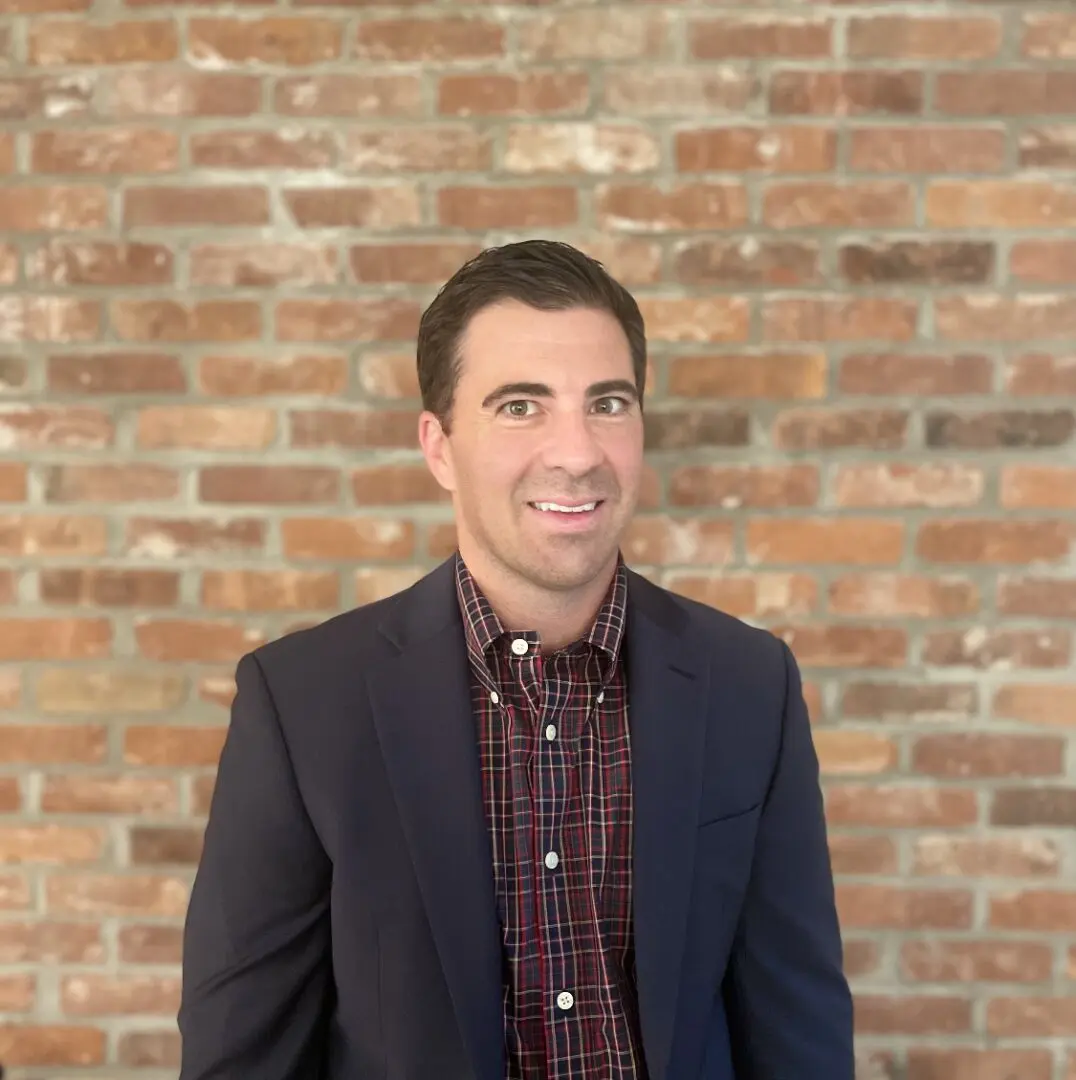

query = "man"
[[178, 240, 854, 1080]]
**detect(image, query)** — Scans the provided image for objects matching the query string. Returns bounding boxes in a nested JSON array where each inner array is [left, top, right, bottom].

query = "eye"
[[500, 400, 537, 418], [592, 396, 631, 415]]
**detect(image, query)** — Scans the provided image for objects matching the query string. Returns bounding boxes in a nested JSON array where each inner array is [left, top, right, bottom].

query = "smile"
[[530, 501, 602, 513]]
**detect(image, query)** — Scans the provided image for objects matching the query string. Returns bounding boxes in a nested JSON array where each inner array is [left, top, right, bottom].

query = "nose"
[[539, 410, 605, 477]]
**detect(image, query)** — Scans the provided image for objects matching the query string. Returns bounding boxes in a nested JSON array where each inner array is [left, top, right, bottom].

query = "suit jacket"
[[178, 555, 854, 1080]]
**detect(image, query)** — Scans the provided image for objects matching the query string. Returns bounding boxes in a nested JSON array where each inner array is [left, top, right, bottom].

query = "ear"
[[418, 411, 456, 494]]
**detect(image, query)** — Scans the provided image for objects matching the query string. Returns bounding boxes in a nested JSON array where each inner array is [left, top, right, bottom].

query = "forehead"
[[457, 300, 633, 388]]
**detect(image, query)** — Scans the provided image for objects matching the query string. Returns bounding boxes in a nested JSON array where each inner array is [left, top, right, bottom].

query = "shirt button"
[[544, 851, 559, 870], [510, 638, 529, 656], [557, 991, 574, 1011], [490, 691, 499, 705], [545, 724, 556, 741], [596, 691, 604, 704]]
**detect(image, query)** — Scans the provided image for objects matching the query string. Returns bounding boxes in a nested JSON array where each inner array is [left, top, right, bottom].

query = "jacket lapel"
[[626, 570, 711, 1080], [366, 558, 503, 1080]]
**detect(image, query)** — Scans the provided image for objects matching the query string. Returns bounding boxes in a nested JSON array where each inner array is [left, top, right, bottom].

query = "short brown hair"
[[416, 239, 647, 431]]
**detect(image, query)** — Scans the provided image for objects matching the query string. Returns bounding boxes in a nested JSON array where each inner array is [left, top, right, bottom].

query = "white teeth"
[[533, 502, 598, 513]]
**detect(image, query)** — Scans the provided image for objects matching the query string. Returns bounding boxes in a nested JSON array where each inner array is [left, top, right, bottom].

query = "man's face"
[[419, 300, 644, 596]]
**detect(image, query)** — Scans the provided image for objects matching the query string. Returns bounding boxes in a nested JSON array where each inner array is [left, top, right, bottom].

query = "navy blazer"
[[178, 556, 854, 1080]]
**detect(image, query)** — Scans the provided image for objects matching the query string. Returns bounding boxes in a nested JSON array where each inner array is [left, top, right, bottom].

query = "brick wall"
[[1, 0, 1074, 1076]]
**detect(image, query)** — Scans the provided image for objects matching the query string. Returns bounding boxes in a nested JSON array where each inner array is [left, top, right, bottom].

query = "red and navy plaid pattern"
[[455, 553, 647, 1080]]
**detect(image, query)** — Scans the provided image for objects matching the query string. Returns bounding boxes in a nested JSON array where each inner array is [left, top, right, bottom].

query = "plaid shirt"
[[455, 553, 647, 1080]]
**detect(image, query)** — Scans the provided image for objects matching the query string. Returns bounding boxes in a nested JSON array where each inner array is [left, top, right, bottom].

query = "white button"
[[490, 691, 499, 705], [557, 991, 574, 1011], [544, 851, 559, 870], [510, 638, 529, 656], [596, 691, 604, 704], [545, 724, 556, 741]]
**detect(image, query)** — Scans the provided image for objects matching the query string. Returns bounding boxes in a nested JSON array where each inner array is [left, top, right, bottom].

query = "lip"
[[528, 500, 605, 530]]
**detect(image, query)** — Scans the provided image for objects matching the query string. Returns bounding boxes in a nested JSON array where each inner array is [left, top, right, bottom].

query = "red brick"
[[40, 568, 179, 607], [130, 826, 203, 865], [0, 724, 104, 766], [202, 569, 339, 612], [345, 127, 492, 173], [0, 186, 107, 233], [907, 1049, 1052, 1080], [0, 1025, 104, 1066], [622, 518, 735, 567], [825, 784, 978, 828], [1011, 240, 1076, 285], [48, 352, 185, 394], [850, 16, 1001, 59], [665, 573, 817, 620], [438, 185, 578, 229], [924, 628, 1070, 670], [350, 243, 481, 285], [137, 406, 275, 450], [596, 183, 749, 231], [1022, 13, 1076, 59], [285, 186, 421, 229], [135, 620, 264, 663], [36, 668, 183, 714], [112, 300, 261, 342], [119, 924, 182, 963], [0, 825, 103, 864], [763, 181, 914, 228], [61, 974, 180, 1016], [677, 126, 835, 172], [772, 625, 906, 668], [0, 406, 112, 450], [191, 130, 335, 170], [914, 734, 1065, 779], [1002, 466, 1076, 509], [854, 995, 971, 1035], [124, 517, 265, 557], [1007, 354, 1076, 396], [674, 239, 821, 289], [764, 297, 918, 342], [42, 775, 178, 815], [0, 620, 110, 661], [29, 19, 177, 64], [354, 567, 424, 606], [998, 577, 1076, 618], [931, 407, 1074, 451], [668, 352, 826, 400], [32, 128, 178, 174], [902, 941, 1052, 984], [937, 71, 1076, 116], [989, 997, 1076, 1036], [123, 184, 269, 227], [119, 1031, 179, 1068], [834, 464, 983, 508], [849, 126, 1005, 173], [199, 353, 346, 396], [519, 11, 666, 61], [276, 299, 419, 345], [994, 685, 1076, 726], [45, 464, 179, 503], [837, 885, 972, 929], [917, 520, 1072, 564], [199, 465, 340, 505], [829, 575, 979, 619], [775, 409, 909, 450], [839, 351, 993, 395], [352, 465, 444, 505], [0, 516, 107, 558], [748, 519, 903, 566], [0, 922, 103, 964], [603, 68, 752, 116], [440, 72, 589, 117], [505, 123, 658, 175], [0, 465, 26, 502], [189, 17, 343, 64], [123, 726, 224, 767], [813, 731, 896, 775], [829, 835, 898, 875], [770, 69, 923, 115], [1020, 126, 1076, 170], [929, 181, 1076, 228], [99, 70, 261, 117], [0, 297, 100, 342], [30, 242, 173, 287], [841, 240, 994, 286], [357, 353, 417, 399], [281, 517, 414, 561], [691, 16, 831, 59], [843, 941, 880, 979], [276, 74, 421, 117], [913, 835, 1059, 878], [644, 408, 748, 451], [357, 16, 502, 60], [669, 465, 818, 508], [47, 874, 188, 916]]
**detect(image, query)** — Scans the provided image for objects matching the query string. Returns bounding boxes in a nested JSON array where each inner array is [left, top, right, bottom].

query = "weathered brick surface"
[[2, 0, 1075, 1075]]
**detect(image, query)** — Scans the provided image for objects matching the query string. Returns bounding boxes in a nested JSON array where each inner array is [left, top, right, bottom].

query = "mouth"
[[527, 499, 605, 529]]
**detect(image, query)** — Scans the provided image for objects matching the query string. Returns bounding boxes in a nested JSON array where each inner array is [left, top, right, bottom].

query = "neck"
[[459, 546, 617, 653]]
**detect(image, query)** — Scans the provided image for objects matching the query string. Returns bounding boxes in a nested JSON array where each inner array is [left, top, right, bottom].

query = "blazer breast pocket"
[[694, 800, 762, 896]]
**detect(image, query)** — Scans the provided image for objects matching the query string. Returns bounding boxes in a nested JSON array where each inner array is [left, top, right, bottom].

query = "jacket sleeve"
[[179, 651, 333, 1080], [722, 639, 855, 1079]]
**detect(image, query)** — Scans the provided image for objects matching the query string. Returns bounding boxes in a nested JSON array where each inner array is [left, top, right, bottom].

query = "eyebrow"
[[481, 379, 639, 409]]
